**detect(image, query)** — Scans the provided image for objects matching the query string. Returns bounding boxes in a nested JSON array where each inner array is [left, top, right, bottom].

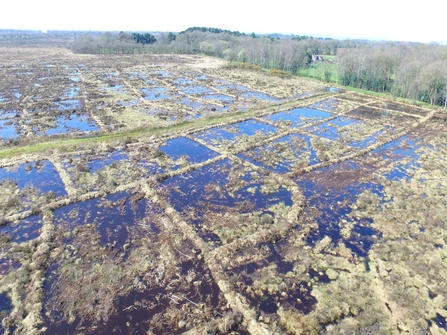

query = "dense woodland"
[[7, 28, 447, 108], [338, 44, 447, 107]]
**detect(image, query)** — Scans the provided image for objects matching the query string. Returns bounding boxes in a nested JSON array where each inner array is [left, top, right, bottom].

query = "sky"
[[1, 0, 445, 43]]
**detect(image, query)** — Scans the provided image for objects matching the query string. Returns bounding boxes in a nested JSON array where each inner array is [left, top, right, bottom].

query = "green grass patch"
[[298, 62, 338, 83], [323, 55, 337, 61]]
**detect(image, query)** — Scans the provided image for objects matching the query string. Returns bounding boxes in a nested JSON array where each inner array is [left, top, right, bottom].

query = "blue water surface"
[[193, 119, 278, 145], [264, 107, 331, 127], [160, 137, 220, 164], [46, 114, 99, 135], [0, 119, 19, 140], [0, 160, 66, 196]]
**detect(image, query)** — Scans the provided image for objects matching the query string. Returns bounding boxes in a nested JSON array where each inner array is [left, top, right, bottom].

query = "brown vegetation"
[[1, 40, 446, 335]]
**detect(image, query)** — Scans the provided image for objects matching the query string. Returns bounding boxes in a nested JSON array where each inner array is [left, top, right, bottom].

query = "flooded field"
[[1, 48, 447, 334], [0, 48, 327, 146]]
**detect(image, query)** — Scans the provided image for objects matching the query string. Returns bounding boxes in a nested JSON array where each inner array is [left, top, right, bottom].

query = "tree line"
[[179, 27, 246, 37], [71, 31, 158, 54], [338, 43, 447, 107], [71, 28, 447, 107]]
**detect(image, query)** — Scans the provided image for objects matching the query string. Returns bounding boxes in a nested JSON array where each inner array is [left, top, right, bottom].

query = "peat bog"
[[0, 47, 446, 335]]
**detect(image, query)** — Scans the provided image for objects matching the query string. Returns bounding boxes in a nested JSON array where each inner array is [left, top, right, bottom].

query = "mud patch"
[[369, 101, 428, 116], [347, 105, 416, 125]]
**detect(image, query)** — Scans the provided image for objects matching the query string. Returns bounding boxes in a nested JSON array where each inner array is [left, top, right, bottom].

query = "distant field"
[[1, 46, 447, 335], [298, 56, 339, 83]]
